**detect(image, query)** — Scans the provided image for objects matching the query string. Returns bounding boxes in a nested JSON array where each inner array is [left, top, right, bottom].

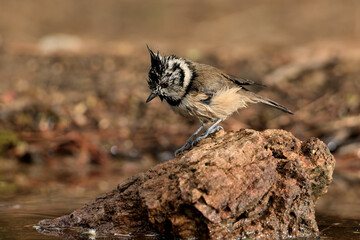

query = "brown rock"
[[37, 129, 335, 239]]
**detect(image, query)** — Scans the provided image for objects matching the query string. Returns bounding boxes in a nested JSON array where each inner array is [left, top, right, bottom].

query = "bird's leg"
[[193, 119, 223, 144], [175, 124, 205, 156]]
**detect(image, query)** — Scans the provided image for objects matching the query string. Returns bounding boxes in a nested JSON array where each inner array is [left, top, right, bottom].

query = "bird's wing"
[[190, 63, 263, 93], [188, 62, 292, 115], [225, 74, 265, 87]]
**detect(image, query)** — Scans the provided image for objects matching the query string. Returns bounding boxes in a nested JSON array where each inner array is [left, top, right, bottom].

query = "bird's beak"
[[146, 92, 157, 103]]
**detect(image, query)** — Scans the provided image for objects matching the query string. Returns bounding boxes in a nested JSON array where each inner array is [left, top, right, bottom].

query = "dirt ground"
[[0, 0, 360, 222]]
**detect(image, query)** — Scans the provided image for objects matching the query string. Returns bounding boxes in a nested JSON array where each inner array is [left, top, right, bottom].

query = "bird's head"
[[146, 45, 194, 105]]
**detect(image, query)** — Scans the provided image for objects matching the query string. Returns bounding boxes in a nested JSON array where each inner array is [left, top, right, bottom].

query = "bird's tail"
[[250, 93, 293, 114]]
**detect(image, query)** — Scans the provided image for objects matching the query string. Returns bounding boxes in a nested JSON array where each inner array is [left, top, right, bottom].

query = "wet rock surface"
[[37, 129, 335, 239]]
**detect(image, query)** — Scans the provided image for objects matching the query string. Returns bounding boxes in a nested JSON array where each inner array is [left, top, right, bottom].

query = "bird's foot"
[[174, 122, 223, 156], [192, 125, 223, 145], [174, 141, 192, 156], [212, 125, 224, 134]]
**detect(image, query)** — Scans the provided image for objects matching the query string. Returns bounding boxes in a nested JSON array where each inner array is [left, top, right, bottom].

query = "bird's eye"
[[160, 82, 168, 88]]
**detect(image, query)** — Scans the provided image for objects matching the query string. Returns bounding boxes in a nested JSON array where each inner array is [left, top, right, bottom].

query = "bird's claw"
[[174, 142, 192, 156], [213, 126, 223, 133], [174, 123, 223, 156], [194, 125, 223, 143]]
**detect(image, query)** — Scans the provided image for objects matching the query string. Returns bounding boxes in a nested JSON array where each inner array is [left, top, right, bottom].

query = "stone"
[[37, 129, 335, 239]]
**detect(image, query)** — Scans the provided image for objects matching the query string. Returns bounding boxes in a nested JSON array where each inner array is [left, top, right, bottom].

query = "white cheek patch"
[[179, 60, 192, 88], [167, 59, 192, 88]]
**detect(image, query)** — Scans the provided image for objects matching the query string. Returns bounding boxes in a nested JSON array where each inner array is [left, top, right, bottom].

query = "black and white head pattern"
[[146, 46, 194, 106]]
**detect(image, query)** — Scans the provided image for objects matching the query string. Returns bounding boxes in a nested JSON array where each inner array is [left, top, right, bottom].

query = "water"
[[317, 215, 360, 240], [0, 195, 90, 240], [1, 195, 360, 240]]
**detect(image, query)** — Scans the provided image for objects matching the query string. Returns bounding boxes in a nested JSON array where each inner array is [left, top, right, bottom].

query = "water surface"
[[1, 194, 360, 240]]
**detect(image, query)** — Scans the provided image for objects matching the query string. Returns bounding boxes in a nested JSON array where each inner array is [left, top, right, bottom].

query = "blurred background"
[[0, 0, 360, 239]]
